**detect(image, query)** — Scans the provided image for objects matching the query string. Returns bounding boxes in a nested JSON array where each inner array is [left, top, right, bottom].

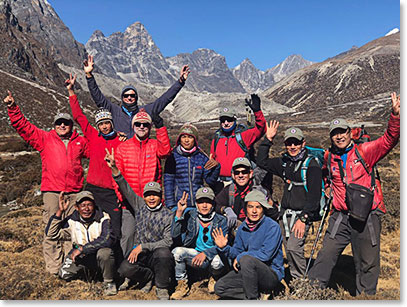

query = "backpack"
[[213, 123, 257, 167], [326, 125, 385, 213], [282, 146, 327, 222]]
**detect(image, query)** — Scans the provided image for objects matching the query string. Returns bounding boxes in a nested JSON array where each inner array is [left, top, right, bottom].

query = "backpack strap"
[[300, 156, 313, 193], [228, 183, 235, 209], [354, 146, 376, 189], [212, 129, 223, 153]]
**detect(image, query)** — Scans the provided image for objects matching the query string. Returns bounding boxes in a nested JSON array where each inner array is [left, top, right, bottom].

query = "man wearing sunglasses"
[[83, 55, 190, 138], [112, 108, 171, 262], [210, 94, 266, 185], [171, 187, 228, 299], [3, 91, 89, 276], [308, 93, 400, 296], [215, 157, 255, 235], [256, 123, 322, 281]]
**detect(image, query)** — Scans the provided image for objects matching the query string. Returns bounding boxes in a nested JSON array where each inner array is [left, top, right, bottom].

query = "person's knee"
[[97, 248, 113, 262], [214, 278, 226, 296], [118, 259, 133, 278], [171, 247, 184, 262], [239, 255, 255, 270], [154, 247, 173, 261], [211, 255, 224, 271]]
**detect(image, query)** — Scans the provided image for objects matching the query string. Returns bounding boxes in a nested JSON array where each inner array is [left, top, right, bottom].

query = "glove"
[[224, 207, 237, 229], [152, 113, 164, 128], [245, 94, 261, 112]]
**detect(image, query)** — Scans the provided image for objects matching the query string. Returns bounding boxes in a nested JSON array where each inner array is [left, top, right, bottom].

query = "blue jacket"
[[218, 216, 284, 281], [171, 209, 228, 261], [164, 146, 220, 209], [86, 76, 185, 138]]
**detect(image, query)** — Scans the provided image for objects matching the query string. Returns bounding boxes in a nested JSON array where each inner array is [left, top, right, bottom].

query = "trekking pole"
[[303, 196, 333, 278]]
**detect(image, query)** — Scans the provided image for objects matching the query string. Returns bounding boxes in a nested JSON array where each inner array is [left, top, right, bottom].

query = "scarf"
[[175, 144, 197, 156], [121, 104, 139, 117], [234, 180, 253, 219], [197, 210, 216, 223], [245, 215, 264, 232], [285, 147, 307, 162], [99, 130, 117, 140], [145, 203, 163, 212], [221, 121, 237, 133]]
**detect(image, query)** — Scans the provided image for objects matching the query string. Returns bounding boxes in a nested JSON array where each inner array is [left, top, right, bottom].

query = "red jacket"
[[324, 113, 400, 212], [210, 110, 266, 177], [8, 104, 89, 192], [114, 127, 171, 201], [69, 95, 122, 190]]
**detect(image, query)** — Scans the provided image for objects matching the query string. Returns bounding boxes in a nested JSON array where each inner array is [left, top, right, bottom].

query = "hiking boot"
[[260, 293, 271, 300], [140, 279, 153, 293], [118, 277, 131, 291], [156, 287, 169, 300], [208, 277, 216, 294], [103, 282, 117, 296], [170, 279, 189, 300]]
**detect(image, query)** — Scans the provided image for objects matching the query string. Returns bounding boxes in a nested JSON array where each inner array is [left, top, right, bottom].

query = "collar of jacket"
[[51, 129, 80, 142], [133, 134, 150, 144], [241, 215, 266, 232]]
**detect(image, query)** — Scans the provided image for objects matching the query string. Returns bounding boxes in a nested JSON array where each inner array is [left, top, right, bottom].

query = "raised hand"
[[212, 227, 228, 249], [391, 92, 400, 116], [83, 55, 94, 77], [175, 191, 189, 218], [57, 191, 70, 217], [245, 94, 261, 112], [104, 148, 119, 176], [64, 73, 77, 93], [204, 153, 219, 170], [3, 90, 15, 108], [179, 65, 190, 82], [265, 120, 279, 142]]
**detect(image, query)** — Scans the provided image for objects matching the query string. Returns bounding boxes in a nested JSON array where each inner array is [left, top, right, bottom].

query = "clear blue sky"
[[49, 0, 400, 71]]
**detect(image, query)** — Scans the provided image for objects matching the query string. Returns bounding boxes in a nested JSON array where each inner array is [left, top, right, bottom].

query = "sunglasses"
[[123, 93, 137, 98], [284, 139, 303, 146], [203, 227, 210, 243], [220, 117, 235, 123], [233, 169, 250, 175], [134, 122, 151, 128], [55, 119, 72, 126]]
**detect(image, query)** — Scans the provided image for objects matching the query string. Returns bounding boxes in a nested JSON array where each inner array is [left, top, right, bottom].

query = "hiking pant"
[[42, 192, 77, 274], [118, 247, 174, 289], [58, 248, 115, 283], [172, 247, 224, 281], [85, 183, 122, 243], [214, 255, 280, 300], [279, 216, 310, 279], [120, 206, 136, 258], [308, 210, 381, 295]]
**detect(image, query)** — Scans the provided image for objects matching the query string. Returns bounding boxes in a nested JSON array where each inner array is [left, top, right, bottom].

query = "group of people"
[[3, 54, 400, 300]]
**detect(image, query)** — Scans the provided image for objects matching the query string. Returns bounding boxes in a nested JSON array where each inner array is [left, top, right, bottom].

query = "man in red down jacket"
[[114, 108, 171, 259], [210, 94, 266, 186], [3, 90, 89, 275], [65, 74, 124, 257], [308, 92, 400, 296]]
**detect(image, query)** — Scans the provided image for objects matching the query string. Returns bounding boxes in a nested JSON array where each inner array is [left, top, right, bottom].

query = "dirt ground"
[[0, 121, 400, 300]]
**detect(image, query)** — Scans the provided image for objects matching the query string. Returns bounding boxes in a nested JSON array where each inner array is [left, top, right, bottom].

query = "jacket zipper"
[[139, 141, 143, 194], [188, 157, 194, 205]]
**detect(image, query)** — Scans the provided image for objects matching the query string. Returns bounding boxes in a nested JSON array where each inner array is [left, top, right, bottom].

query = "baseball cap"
[[219, 107, 236, 119], [143, 182, 162, 195], [195, 187, 215, 201], [54, 112, 73, 124], [284, 127, 304, 142], [232, 157, 252, 170], [329, 118, 350, 133], [75, 191, 95, 204]]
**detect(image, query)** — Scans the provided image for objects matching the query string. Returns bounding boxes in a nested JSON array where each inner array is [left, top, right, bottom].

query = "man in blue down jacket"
[[83, 55, 190, 138], [164, 123, 220, 210]]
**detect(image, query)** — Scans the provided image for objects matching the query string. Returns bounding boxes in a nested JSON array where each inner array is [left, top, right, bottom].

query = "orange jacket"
[[114, 127, 171, 201]]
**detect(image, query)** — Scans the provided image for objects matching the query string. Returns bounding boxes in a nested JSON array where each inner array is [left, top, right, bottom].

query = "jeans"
[[172, 247, 224, 280]]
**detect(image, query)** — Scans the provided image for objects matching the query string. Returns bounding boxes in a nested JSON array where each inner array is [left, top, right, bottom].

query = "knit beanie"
[[176, 123, 199, 145], [131, 108, 152, 127], [95, 108, 114, 129]]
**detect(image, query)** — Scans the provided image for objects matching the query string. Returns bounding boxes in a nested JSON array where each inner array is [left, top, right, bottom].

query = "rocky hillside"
[[263, 33, 400, 111]]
